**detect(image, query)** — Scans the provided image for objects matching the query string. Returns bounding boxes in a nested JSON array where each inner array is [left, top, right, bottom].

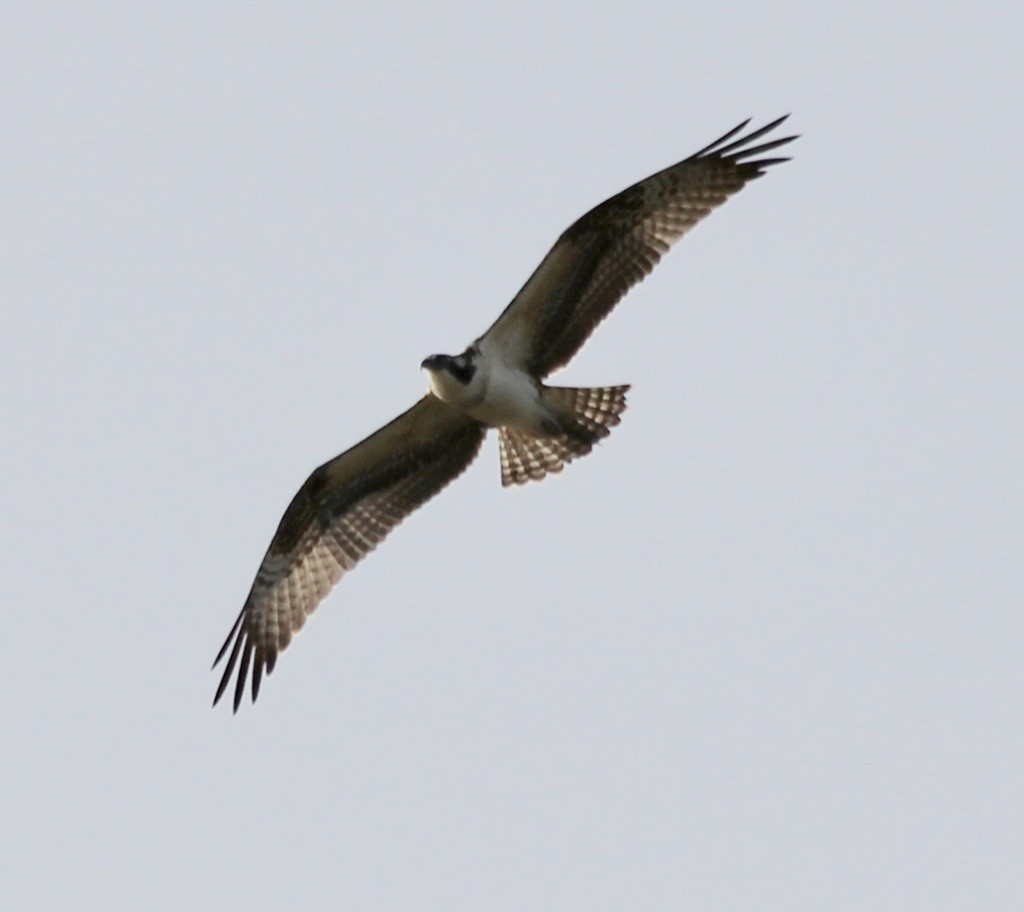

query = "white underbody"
[[424, 342, 554, 435]]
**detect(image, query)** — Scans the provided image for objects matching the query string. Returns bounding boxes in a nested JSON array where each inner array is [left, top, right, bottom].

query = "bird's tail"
[[498, 384, 630, 487]]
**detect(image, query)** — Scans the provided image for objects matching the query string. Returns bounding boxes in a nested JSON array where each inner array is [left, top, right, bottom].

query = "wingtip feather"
[[233, 640, 253, 712], [213, 664, 232, 707], [691, 117, 752, 158], [213, 607, 245, 668], [713, 116, 793, 159], [728, 135, 798, 164], [252, 652, 265, 703]]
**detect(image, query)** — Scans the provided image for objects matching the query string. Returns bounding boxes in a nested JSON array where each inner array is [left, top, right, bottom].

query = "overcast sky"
[[3, 2, 1021, 909]]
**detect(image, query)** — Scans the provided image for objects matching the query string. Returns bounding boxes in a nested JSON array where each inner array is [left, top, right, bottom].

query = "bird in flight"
[[214, 116, 796, 711]]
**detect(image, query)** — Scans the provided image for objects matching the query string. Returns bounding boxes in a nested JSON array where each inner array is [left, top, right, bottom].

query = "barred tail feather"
[[498, 384, 630, 487]]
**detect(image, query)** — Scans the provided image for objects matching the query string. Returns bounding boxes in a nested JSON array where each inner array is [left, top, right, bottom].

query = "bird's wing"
[[213, 395, 485, 711], [479, 116, 796, 377]]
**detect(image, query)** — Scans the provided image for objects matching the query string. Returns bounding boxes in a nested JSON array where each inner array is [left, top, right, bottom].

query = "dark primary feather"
[[213, 396, 485, 711], [480, 116, 797, 376]]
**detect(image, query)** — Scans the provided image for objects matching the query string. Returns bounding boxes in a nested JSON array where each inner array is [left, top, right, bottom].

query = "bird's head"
[[421, 349, 478, 402]]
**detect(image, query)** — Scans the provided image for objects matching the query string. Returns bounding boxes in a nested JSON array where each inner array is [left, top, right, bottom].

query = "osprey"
[[214, 116, 796, 710]]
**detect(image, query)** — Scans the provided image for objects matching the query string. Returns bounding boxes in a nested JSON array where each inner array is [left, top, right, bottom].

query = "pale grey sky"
[[3, 2, 1022, 909]]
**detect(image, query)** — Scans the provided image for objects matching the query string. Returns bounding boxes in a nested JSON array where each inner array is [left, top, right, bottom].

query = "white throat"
[[424, 366, 473, 404]]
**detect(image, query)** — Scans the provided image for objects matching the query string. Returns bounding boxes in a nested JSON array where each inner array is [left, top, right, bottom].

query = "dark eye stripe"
[[452, 360, 477, 384]]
